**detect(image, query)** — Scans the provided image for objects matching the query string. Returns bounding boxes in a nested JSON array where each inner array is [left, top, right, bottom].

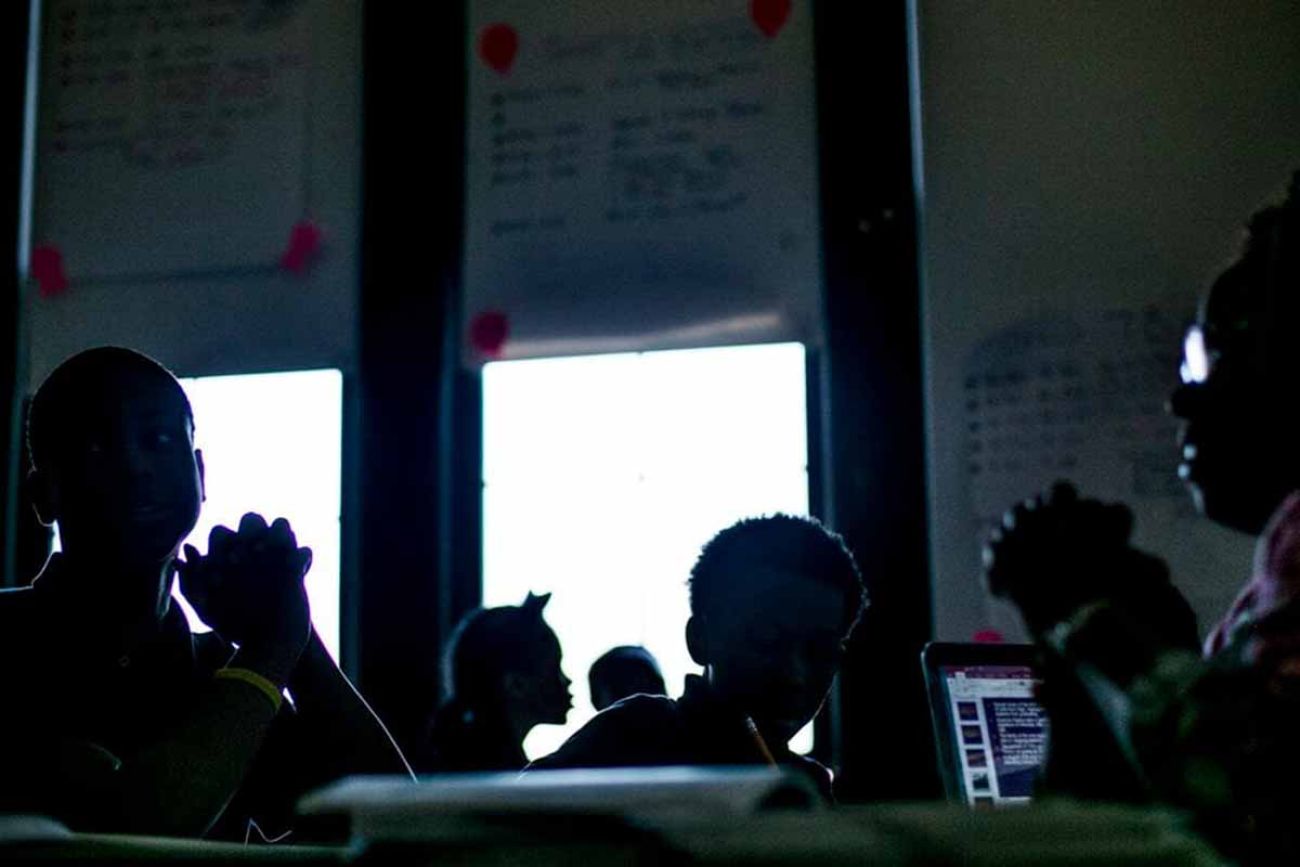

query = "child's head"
[[686, 514, 865, 745], [443, 592, 572, 728], [1170, 171, 1300, 533], [27, 347, 203, 568], [588, 645, 666, 711]]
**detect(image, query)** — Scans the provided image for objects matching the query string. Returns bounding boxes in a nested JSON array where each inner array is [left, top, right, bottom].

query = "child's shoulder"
[[527, 694, 685, 771], [596, 693, 681, 732]]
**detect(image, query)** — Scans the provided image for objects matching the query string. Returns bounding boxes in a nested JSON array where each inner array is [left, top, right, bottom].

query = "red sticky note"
[[280, 219, 323, 274], [478, 23, 519, 75], [31, 245, 69, 297], [973, 629, 1005, 644], [750, 0, 792, 38], [469, 311, 510, 359]]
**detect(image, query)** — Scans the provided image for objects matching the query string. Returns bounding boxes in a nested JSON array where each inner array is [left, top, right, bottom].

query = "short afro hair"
[[28, 347, 193, 472], [688, 514, 866, 634]]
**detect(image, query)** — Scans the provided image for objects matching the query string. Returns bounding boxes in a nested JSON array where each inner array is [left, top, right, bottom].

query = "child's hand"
[[177, 513, 312, 669], [983, 481, 1161, 635]]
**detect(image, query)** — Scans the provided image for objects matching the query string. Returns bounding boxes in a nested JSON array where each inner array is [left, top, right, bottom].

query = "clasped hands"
[[177, 512, 313, 680]]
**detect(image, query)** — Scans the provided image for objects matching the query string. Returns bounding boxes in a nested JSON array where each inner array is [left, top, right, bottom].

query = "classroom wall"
[[916, 1, 1300, 641], [2, 0, 35, 586], [23, 0, 361, 384]]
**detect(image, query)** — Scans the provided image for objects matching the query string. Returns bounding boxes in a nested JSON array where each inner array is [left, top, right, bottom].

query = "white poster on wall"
[[914, 2, 1299, 643], [951, 300, 1249, 640], [462, 0, 822, 363], [33, 0, 312, 281]]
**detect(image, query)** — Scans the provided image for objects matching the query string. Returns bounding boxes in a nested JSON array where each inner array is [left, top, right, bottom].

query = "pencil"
[[744, 716, 779, 767]]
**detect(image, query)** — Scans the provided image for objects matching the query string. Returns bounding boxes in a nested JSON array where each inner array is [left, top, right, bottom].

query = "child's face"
[[46, 376, 202, 565], [1170, 277, 1299, 535], [703, 568, 848, 745], [513, 627, 573, 726]]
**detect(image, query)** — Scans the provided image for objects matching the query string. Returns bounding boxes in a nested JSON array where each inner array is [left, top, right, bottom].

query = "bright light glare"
[[482, 343, 812, 759], [1180, 325, 1209, 385], [177, 370, 343, 662]]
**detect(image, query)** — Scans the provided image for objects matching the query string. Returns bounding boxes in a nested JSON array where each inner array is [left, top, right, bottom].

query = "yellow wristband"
[[214, 667, 283, 713]]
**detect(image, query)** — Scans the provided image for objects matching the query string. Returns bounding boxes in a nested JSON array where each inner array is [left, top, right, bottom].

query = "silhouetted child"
[[588, 645, 666, 712], [528, 515, 865, 800], [984, 173, 1300, 860], [417, 592, 572, 773], [0, 347, 411, 840]]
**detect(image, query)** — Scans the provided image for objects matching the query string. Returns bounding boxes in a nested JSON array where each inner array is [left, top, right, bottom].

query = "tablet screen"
[[937, 663, 1047, 805]]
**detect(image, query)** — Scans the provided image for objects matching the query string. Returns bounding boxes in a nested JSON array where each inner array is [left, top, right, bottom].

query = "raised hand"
[[176, 513, 313, 671], [983, 481, 1173, 636]]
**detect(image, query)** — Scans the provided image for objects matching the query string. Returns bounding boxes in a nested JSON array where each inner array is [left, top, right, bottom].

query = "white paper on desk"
[[0, 815, 73, 844], [298, 766, 817, 841]]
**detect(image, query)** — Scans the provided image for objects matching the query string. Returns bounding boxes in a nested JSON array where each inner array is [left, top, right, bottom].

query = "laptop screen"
[[935, 661, 1048, 806]]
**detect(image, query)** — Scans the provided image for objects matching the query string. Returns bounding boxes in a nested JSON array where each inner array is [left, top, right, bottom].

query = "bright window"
[[481, 342, 812, 759], [175, 370, 344, 662]]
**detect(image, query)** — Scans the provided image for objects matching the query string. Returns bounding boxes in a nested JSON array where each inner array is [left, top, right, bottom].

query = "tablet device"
[[921, 642, 1048, 806]]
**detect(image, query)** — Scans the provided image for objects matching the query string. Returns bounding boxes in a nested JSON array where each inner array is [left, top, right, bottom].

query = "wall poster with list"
[[33, 0, 312, 281], [462, 0, 823, 362]]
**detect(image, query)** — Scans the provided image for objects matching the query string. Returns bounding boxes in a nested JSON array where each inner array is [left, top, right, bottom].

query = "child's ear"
[[685, 616, 710, 667], [26, 469, 57, 527]]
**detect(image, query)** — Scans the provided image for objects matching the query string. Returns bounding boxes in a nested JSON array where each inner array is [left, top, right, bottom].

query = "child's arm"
[[284, 627, 415, 785]]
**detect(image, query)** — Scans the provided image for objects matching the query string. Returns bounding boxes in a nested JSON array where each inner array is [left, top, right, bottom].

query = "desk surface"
[[0, 802, 1222, 866]]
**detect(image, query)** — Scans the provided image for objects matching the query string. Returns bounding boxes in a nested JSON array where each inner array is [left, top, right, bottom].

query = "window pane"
[[482, 343, 811, 759], [177, 370, 343, 662]]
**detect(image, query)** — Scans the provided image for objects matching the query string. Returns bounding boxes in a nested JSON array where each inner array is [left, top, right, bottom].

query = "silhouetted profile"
[[588, 645, 666, 712], [527, 514, 866, 801], [0, 347, 411, 840], [984, 173, 1300, 860], [418, 592, 572, 773]]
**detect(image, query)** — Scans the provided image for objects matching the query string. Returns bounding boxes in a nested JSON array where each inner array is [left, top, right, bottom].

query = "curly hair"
[[1203, 171, 1300, 363], [28, 347, 193, 472], [688, 514, 866, 634], [1241, 171, 1300, 266]]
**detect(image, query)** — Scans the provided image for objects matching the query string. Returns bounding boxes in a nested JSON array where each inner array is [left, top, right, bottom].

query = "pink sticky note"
[[31, 245, 69, 297], [973, 629, 1005, 644], [469, 311, 510, 359], [750, 0, 792, 38], [280, 219, 323, 274], [478, 23, 519, 75]]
